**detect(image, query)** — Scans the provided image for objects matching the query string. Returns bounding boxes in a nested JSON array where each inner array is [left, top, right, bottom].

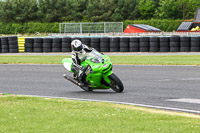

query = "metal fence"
[[59, 22, 123, 33]]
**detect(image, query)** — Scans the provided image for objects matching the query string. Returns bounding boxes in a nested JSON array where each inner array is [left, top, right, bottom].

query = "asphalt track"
[[0, 64, 200, 114]]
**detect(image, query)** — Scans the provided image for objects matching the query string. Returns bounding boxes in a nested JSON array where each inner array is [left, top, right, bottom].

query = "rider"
[[71, 39, 93, 85]]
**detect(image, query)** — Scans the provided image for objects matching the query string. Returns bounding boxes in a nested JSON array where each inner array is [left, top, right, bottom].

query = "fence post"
[[104, 22, 106, 33], [121, 22, 123, 32], [64, 23, 67, 33], [59, 23, 61, 33], [80, 23, 82, 33]]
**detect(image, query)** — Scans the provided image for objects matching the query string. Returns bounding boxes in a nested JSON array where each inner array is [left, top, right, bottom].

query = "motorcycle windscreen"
[[62, 58, 73, 72]]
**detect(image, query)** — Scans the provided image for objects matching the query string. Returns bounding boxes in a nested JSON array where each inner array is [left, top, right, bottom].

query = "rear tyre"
[[109, 73, 124, 93]]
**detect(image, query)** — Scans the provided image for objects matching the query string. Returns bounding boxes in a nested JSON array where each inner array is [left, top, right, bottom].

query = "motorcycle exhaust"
[[63, 74, 82, 86]]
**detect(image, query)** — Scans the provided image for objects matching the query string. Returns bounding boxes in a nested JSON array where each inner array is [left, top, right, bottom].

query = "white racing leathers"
[[71, 44, 93, 80]]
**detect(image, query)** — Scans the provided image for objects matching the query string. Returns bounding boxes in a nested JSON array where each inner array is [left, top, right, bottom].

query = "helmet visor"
[[73, 44, 83, 52]]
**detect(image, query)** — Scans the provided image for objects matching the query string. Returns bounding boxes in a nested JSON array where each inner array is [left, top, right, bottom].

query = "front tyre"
[[109, 73, 124, 93], [80, 86, 93, 92]]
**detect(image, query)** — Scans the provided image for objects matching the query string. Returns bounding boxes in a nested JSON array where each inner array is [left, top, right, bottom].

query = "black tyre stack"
[[119, 37, 129, 52], [159, 37, 170, 52], [43, 38, 52, 52], [62, 37, 71, 52], [81, 37, 90, 47], [110, 37, 119, 52], [149, 37, 159, 52], [180, 37, 190, 52], [100, 37, 110, 52], [170, 36, 180, 52], [129, 37, 139, 52], [25, 38, 34, 52], [8, 36, 18, 53], [90, 38, 100, 51], [1, 37, 9, 53], [139, 37, 149, 52], [190, 36, 200, 52], [33, 38, 43, 53], [52, 38, 62, 52]]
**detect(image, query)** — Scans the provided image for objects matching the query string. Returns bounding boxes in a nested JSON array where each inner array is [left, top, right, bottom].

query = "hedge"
[[0, 19, 183, 34], [0, 22, 59, 34]]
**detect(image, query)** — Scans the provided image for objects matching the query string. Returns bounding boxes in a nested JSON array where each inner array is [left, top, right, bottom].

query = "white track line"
[[167, 98, 200, 104], [22, 94, 200, 114]]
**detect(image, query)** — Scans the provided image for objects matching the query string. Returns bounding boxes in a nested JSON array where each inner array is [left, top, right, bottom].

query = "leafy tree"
[[1, 0, 200, 23], [15, 0, 38, 22], [111, 0, 140, 21], [155, 0, 181, 19], [154, 0, 160, 7], [0, 0, 14, 22], [138, 0, 156, 19], [65, 0, 88, 22], [84, 0, 115, 22], [0, 0, 38, 23], [177, 0, 200, 20], [37, 0, 65, 22]]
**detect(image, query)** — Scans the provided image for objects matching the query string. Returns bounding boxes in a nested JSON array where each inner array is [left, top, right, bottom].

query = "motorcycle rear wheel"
[[109, 73, 124, 93]]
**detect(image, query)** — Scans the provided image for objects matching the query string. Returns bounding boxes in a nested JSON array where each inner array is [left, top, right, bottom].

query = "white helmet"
[[71, 39, 83, 52]]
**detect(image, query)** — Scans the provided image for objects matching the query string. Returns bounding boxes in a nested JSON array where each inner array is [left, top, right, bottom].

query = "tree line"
[[0, 0, 199, 23]]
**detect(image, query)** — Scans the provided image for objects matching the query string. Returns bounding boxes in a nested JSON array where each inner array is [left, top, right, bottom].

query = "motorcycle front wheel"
[[80, 86, 93, 92], [109, 73, 124, 93]]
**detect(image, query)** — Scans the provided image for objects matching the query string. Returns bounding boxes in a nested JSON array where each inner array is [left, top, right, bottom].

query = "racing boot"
[[78, 65, 90, 86], [77, 70, 85, 86]]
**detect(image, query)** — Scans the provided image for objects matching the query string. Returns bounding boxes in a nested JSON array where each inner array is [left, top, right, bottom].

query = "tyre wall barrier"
[[1, 36, 200, 53], [0, 36, 18, 53], [18, 37, 25, 52]]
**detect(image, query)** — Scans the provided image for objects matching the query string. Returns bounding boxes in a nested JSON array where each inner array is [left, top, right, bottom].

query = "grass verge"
[[0, 95, 199, 133], [0, 55, 200, 65]]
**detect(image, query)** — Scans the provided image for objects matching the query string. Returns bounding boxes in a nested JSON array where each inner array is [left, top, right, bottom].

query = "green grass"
[[0, 96, 199, 133], [0, 55, 200, 65], [0, 55, 66, 64]]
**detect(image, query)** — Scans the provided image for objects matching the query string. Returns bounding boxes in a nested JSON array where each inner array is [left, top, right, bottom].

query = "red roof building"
[[124, 24, 161, 33]]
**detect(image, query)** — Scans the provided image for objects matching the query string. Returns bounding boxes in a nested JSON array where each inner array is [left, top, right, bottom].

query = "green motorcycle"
[[62, 49, 124, 92]]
